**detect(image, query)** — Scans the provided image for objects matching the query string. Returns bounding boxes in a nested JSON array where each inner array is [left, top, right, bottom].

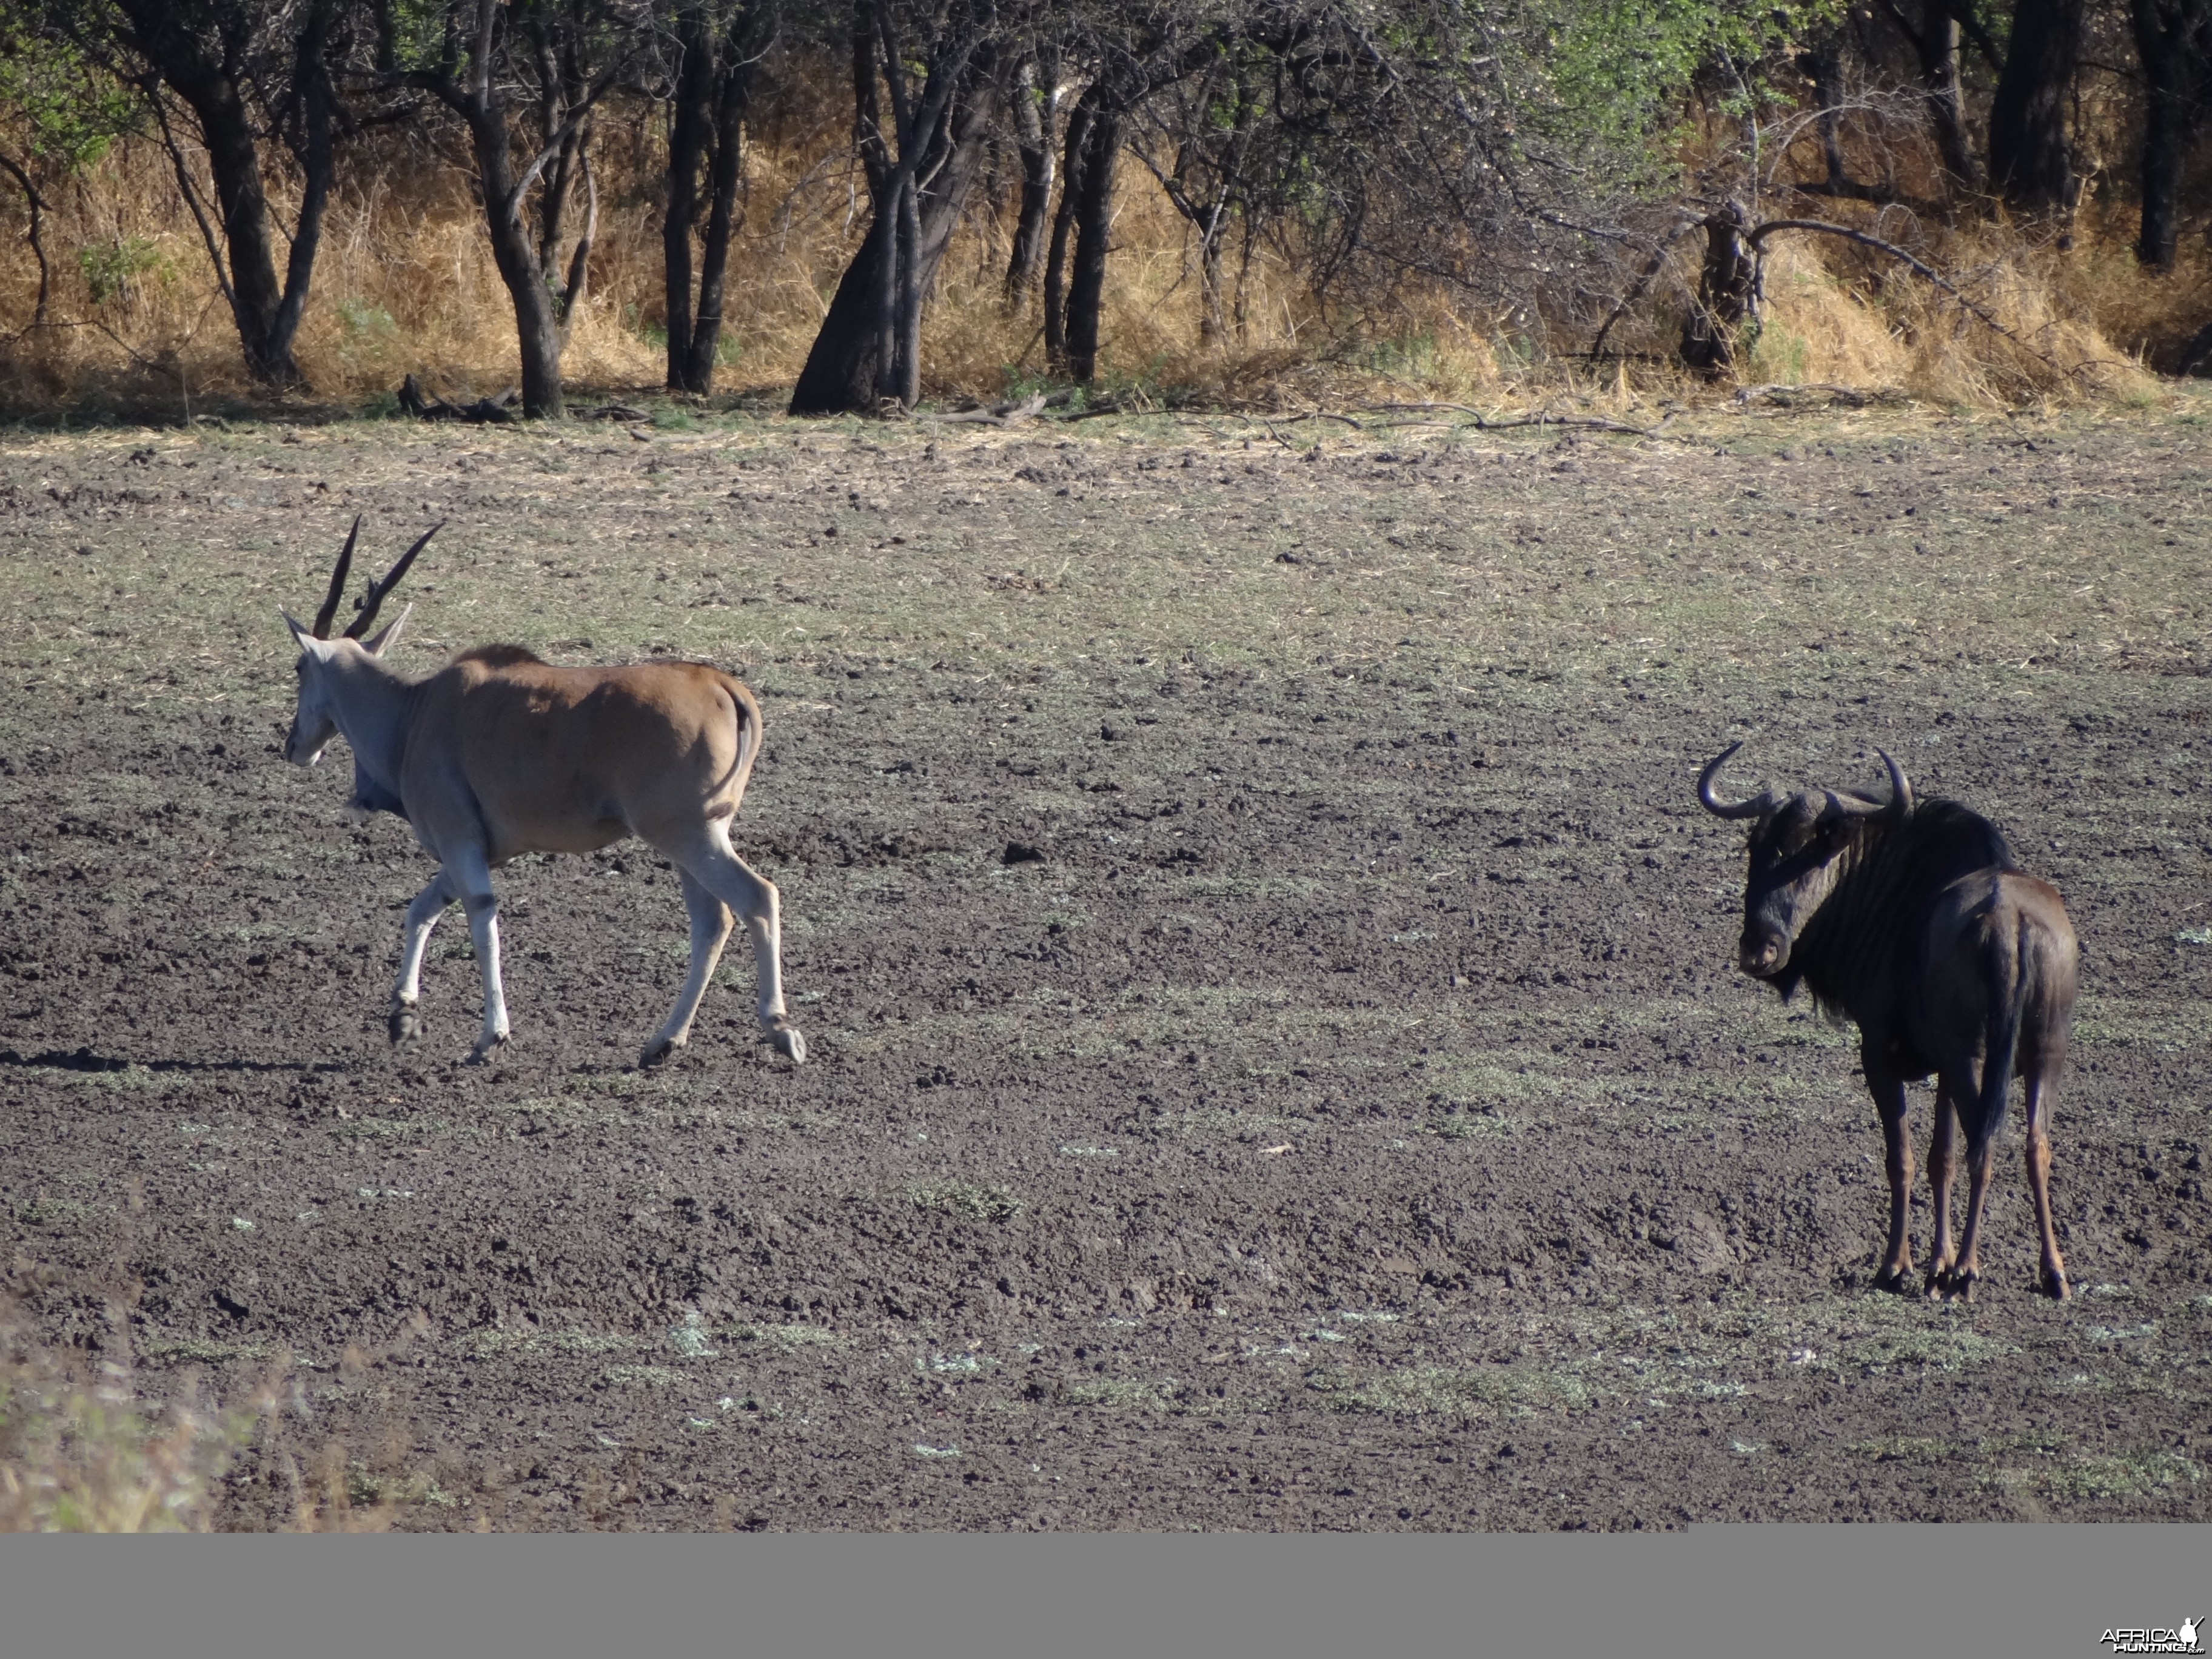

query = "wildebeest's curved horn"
[[311, 516, 361, 638], [1826, 749, 1914, 821], [1697, 741, 1778, 819], [344, 520, 443, 639]]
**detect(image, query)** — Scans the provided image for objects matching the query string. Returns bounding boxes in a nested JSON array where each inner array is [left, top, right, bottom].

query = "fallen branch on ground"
[[922, 390, 1059, 426], [397, 374, 518, 423], [1367, 403, 1665, 437], [1732, 383, 1909, 409]]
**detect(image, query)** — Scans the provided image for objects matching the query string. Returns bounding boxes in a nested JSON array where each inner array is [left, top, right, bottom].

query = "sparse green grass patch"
[[1309, 1361, 1600, 1417], [907, 1180, 1023, 1223], [138, 1338, 270, 1366], [603, 1365, 689, 1388]]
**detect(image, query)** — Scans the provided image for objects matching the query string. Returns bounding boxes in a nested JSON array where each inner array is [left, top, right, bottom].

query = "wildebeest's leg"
[[389, 870, 454, 1045], [639, 870, 734, 1068], [681, 826, 804, 1064], [1868, 1064, 1915, 1290], [1947, 1124, 2000, 1303], [443, 844, 509, 1063], [2021, 1061, 2070, 1300], [1923, 1076, 1963, 1296]]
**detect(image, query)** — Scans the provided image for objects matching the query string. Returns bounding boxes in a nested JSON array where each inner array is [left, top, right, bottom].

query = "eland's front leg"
[[640, 871, 734, 1068], [444, 845, 509, 1063], [390, 871, 454, 1045]]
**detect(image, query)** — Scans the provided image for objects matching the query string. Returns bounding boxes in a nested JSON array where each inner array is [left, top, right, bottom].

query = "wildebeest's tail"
[[1974, 927, 2030, 1145]]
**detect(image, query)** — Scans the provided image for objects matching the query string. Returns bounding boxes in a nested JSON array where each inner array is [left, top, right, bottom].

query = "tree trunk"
[[895, 169, 922, 404], [166, 73, 300, 386], [1800, 36, 1852, 194], [1917, 6, 1979, 191], [119, 0, 332, 390], [1988, 0, 2085, 213], [1063, 109, 1122, 383], [0, 153, 49, 323], [2131, 0, 2212, 267], [1004, 56, 1057, 303], [269, 13, 337, 367], [791, 207, 898, 415], [468, 112, 566, 418], [788, 64, 991, 417], [2137, 65, 2187, 267], [682, 30, 759, 394], [1042, 100, 1091, 373], [663, 8, 714, 386], [1681, 202, 1757, 377]]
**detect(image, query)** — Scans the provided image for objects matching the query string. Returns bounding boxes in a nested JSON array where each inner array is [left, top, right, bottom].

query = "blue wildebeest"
[[279, 519, 805, 1070], [1697, 743, 2077, 1301]]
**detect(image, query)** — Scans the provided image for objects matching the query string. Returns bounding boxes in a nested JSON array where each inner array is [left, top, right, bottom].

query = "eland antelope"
[[280, 520, 805, 1068], [1699, 743, 2076, 1301]]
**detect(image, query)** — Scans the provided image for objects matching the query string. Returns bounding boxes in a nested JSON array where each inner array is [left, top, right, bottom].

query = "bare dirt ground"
[[2, 398, 2208, 1530]]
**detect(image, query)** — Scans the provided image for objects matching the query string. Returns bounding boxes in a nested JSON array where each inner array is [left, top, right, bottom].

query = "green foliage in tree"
[[0, 9, 139, 170]]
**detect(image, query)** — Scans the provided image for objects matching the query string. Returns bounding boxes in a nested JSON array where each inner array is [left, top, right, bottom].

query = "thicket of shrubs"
[[0, 1, 2207, 415]]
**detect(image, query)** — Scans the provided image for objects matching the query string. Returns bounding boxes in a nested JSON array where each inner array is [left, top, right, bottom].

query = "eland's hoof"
[[771, 1025, 806, 1065], [389, 1008, 423, 1047], [639, 1035, 679, 1069], [1872, 1265, 1911, 1295], [465, 1034, 509, 1067], [2042, 1267, 2071, 1302], [1945, 1270, 1979, 1304]]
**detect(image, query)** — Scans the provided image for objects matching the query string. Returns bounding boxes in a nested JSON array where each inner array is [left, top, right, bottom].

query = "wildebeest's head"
[[1697, 742, 1912, 983], [278, 518, 437, 765]]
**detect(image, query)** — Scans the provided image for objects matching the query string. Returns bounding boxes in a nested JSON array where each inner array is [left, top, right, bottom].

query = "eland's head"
[[280, 517, 439, 766]]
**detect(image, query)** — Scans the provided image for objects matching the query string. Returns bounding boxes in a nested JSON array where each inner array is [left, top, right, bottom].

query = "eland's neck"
[[326, 652, 417, 798]]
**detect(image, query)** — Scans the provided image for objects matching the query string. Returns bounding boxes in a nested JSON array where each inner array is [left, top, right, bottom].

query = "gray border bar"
[[1, 1526, 2202, 1658]]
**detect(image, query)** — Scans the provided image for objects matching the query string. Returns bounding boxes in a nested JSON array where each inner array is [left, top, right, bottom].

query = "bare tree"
[[65, 0, 342, 387], [1130, 47, 1261, 343], [663, 0, 778, 392], [383, 0, 637, 417], [1989, 0, 2084, 213], [2130, 0, 2212, 267], [787, 0, 996, 415], [1000, 46, 1061, 304]]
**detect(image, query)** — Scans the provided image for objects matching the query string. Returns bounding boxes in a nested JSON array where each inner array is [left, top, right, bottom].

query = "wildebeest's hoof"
[[389, 1008, 423, 1046], [771, 1025, 806, 1065], [465, 1034, 509, 1066], [639, 1035, 680, 1068]]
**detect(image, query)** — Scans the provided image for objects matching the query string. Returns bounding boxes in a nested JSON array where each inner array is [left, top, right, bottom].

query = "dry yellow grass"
[[0, 1291, 266, 1531], [0, 91, 2194, 414]]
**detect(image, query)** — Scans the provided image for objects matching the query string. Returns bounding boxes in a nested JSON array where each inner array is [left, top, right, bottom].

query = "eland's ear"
[[282, 609, 336, 660], [361, 603, 412, 657]]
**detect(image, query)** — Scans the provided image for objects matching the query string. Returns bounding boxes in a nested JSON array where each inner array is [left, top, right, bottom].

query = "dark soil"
[[2, 404, 2208, 1530]]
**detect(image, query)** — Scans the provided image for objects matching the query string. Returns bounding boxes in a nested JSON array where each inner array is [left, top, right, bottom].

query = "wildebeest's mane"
[[1785, 797, 2016, 1013], [451, 643, 546, 668]]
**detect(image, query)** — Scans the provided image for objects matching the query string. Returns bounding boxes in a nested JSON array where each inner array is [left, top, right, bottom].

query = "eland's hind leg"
[[390, 870, 454, 1045], [677, 826, 803, 1064], [640, 871, 734, 1068]]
